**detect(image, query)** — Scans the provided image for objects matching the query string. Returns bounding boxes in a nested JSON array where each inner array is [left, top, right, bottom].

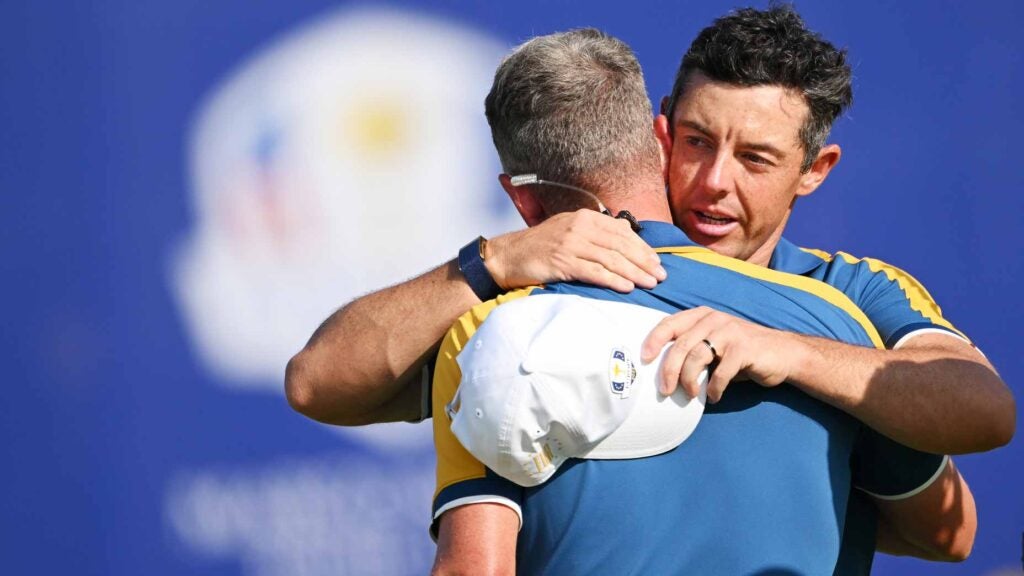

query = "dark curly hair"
[[663, 4, 853, 172]]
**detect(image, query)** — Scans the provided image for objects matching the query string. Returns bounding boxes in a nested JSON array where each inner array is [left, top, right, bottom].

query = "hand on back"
[[642, 307, 798, 403], [486, 210, 666, 293]]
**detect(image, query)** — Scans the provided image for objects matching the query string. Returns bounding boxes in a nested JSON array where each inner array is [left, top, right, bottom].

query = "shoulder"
[[795, 247, 967, 346], [800, 248, 932, 292], [438, 287, 539, 361], [799, 247, 939, 311], [658, 245, 885, 348]]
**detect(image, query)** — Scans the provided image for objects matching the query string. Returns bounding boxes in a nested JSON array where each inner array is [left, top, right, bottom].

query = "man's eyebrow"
[[743, 141, 786, 158], [676, 119, 713, 137], [676, 119, 787, 158]]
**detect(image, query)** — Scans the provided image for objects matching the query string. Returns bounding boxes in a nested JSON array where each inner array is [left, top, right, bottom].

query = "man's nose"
[[699, 152, 734, 197]]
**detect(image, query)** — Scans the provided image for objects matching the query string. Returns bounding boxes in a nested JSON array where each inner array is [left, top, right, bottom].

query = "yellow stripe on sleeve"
[[839, 253, 967, 341], [654, 246, 885, 349], [433, 287, 536, 500], [798, 246, 966, 341]]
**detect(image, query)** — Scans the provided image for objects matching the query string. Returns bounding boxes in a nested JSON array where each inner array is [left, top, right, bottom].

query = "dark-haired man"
[[286, 4, 1011, 568], [427, 27, 973, 574], [639, 7, 1011, 459]]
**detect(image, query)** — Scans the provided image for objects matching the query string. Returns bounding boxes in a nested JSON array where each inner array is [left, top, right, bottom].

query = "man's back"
[[432, 222, 946, 574]]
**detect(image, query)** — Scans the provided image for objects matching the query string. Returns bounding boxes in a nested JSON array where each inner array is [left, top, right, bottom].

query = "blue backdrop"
[[2, 1, 1021, 574]]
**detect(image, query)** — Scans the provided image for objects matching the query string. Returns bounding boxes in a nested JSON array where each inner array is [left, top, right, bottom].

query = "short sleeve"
[[816, 254, 970, 349], [850, 426, 947, 500], [430, 291, 535, 539]]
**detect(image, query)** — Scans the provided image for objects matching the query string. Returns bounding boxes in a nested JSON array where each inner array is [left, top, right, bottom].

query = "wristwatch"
[[458, 236, 502, 301]]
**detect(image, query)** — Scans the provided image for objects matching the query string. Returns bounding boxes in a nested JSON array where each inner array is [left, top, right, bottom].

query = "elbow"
[[285, 351, 318, 418], [286, 348, 370, 424], [285, 350, 362, 426], [927, 498, 978, 562], [957, 384, 1016, 454], [993, 394, 1016, 448], [899, 522, 976, 563], [932, 526, 976, 563], [984, 371, 1017, 450], [977, 389, 1016, 452], [944, 542, 974, 563]]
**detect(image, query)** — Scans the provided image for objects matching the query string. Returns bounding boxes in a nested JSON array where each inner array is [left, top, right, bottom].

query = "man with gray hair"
[[427, 28, 973, 574], [484, 28, 664, 214], [286, 7, 1009, 462]]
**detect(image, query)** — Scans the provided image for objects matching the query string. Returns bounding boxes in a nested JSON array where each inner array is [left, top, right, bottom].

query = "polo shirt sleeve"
[[823, 254, 970, 349], [850, 425, 947, 500], [430, 294, 532, 540]]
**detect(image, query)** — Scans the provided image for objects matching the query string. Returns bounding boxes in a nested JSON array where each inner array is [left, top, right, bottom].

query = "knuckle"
[[582, 260, 605, 278], [651, 319, 673, 335], [613, 254, 641, 277]]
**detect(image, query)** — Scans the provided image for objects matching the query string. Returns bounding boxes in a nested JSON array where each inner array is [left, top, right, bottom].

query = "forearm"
[[285, 212, 664, 426], [286, 259, 478, 425], [787, 332, 1014, 454]]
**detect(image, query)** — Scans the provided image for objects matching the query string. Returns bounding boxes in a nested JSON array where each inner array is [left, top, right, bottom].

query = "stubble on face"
[[665, 72, 812, 267]]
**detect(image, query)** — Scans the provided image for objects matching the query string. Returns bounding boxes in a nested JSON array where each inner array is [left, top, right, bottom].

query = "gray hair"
[[485, 28, 661, 198]]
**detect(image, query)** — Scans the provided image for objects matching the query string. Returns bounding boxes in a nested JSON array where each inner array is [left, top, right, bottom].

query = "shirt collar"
[[768, 236, 824, 274], [639, 223, 822, 274], [636, 221, 700, 249]]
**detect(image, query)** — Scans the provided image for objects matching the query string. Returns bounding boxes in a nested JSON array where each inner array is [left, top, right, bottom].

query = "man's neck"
[[599, 185, 672, 224]]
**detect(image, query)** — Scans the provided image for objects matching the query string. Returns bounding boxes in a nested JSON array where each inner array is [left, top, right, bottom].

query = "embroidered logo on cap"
[[609, 348, 636, 399]]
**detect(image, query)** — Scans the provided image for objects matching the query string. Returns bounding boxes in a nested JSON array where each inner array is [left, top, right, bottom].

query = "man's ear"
[[796, 144, 841, 198], [498, 174, 547, 227], [653, 114, 673, 183]]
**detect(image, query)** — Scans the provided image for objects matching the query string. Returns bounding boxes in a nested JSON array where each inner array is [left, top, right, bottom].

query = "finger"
[[586, 246, 661, 290], [642, 307, 714, 362], [531, 212, 655, 291], [704, 345, 744, 404], [655, 322, 715, 394], [592, 217, 667, 283], [561, 216, 662, 289], [571, 259, 635, 293], [566, 240, 658, 292], [678, 341, 716, 399], [656, 338, 687, 396]]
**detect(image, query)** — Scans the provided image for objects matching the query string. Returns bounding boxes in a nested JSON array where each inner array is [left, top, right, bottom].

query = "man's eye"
[[685, 136, 710, 148], [742, 152, 771, 165]]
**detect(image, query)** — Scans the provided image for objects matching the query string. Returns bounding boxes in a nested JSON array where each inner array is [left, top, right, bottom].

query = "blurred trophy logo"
[[169, 7, 518, 449], [166, 7, 516, 575]]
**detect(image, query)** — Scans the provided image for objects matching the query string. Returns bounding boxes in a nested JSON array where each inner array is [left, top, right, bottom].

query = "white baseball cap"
[[446, 294, 708, 487]]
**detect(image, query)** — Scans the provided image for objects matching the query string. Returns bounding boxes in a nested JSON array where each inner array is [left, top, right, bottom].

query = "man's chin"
[[679, 227, 744, 259], [702, 239, 746, 260]]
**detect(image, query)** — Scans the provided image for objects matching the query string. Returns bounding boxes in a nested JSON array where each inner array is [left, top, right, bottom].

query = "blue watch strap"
[[458, 236, 501, 301]]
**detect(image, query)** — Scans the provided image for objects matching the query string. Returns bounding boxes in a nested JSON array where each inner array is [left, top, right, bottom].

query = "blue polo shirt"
[[432, 222, 949, 575]]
